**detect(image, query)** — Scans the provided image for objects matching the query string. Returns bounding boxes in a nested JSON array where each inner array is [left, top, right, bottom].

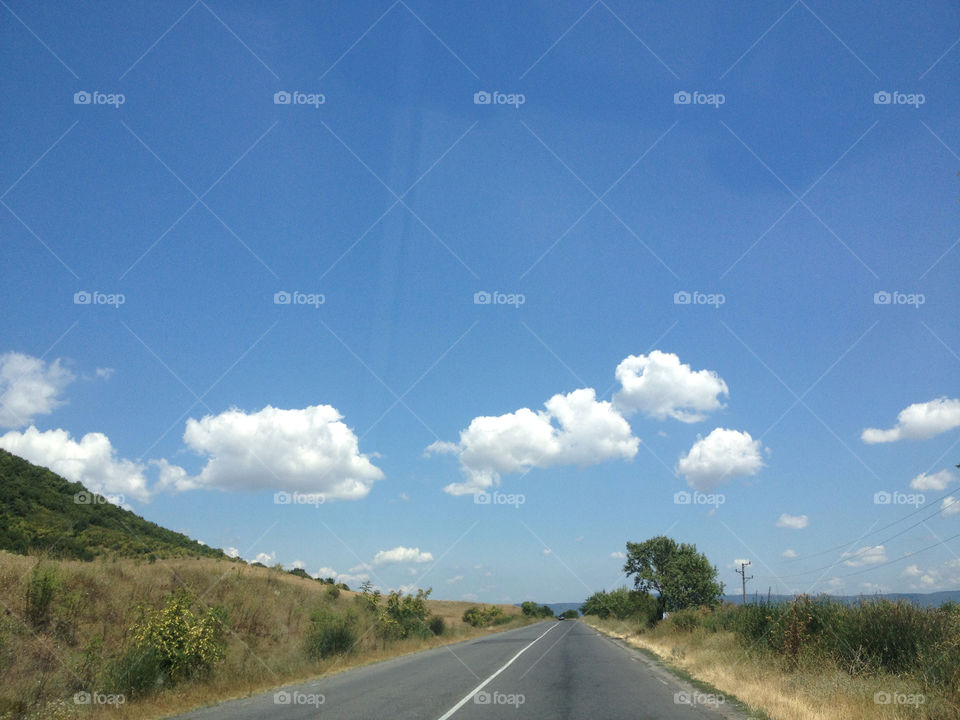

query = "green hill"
[[0, 449, 228, 561]]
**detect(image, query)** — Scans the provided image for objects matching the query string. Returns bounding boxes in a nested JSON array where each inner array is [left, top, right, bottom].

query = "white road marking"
[[436, 622, 562, 720]]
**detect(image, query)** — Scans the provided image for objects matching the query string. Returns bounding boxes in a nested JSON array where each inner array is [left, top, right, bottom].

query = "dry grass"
[[0, 552, 529, 719], [583, 615, 954, 720]]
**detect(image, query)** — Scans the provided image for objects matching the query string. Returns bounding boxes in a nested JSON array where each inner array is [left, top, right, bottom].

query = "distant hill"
[[0, 449, 229, 561]]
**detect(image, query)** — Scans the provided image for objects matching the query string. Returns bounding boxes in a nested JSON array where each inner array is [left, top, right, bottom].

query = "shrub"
[[25, 562, 58, 628], [428, 616, 445, 636], [305, 608, 356, 659], [128, 589, 226, 686], [666, 607, 702, 632], [326, 584, 341, 600], [462, 605, 503, 627]]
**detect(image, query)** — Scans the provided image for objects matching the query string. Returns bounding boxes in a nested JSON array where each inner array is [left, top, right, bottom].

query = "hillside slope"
[[0, 449, 227, 561]]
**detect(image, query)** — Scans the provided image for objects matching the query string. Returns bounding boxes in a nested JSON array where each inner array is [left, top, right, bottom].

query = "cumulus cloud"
[[776, 513, 809, 530], [842, 545, 887, 567], [253, 551, 276, 565], [372, 546, 433, 565], [675, 428, 764, 490], [95, 367, 115, 380], [610, 551, 626, 559], [910, 469, 957, 492], [781, 549, 798, 558], [180, 404, 383, 499], [613, 351, 728, 422], [0, 426, 150, 501], [861, 397, 960, 444], [225, 547, 240, 558], [941, 496, 960, 517], [0, 353, 74, 428], [429, 388, 638, 495]]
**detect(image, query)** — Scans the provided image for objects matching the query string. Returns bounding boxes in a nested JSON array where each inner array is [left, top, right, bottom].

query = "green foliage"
[[623, 537, 724, 617], [581, 587, 658, 625], [288, 568, 311, 580], [428, 616, 445, 636], [462, 605, 503, 627], [520, 601, 554, 618], [326, 583, 341, 600], [304, 608, 356, 659], [127, 589, 226, 688], [379, 588, 433, 639], [24, 562, 58, 628], [0, 449, 230, 561], [560, 609, 579, 619]]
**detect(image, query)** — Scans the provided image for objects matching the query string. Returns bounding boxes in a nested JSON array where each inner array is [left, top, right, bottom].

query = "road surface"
[[173, 620, 746, 719]]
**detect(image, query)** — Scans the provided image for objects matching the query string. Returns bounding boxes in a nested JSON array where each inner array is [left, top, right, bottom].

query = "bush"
[[25, 562, 58, 628], [666, 607, 702, 632], [326, 584, 341, 600], [128, 589, 226, 685], [305, 609, 356, 659], [428, 616, 445, 636], [462, 605, 503, 627]]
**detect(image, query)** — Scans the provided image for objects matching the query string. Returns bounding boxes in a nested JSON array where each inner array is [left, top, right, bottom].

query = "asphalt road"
[[172, 620, 746, 720]]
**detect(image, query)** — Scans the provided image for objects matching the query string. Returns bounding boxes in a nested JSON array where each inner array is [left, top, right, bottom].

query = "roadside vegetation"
[[582, 535, 960, 720], [0, 552, 529, 720]]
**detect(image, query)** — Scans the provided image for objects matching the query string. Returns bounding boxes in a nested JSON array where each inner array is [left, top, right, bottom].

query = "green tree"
[[623, 536, 724, 619]]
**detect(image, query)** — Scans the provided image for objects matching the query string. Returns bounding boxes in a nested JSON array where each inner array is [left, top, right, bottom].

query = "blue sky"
[[1, 0, 959, 603]]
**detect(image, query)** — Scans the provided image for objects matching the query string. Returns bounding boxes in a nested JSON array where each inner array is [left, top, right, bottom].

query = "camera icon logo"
[[474, 291, 491, 305], [74, 491, 92, 505], [74, 91, 91, 105], [673, 291, 691, 305], [74, 291, 92, 305], [874, 491, 891, 505], [73, 691, 92, 705], [274, 291, 291, 305], [674, 490, 691, 504], [873, 91, 891, 105], [274, 491, 292, 504], [274, 691, 291, 705], [673, 91, 691, 105], [474, 691, 491, 704], [873, 291, 891, 305], [473, 492, 491, 505], [474, 91, 491, 105], [274, 91, 291, 105], [874, 691, 892, 705]]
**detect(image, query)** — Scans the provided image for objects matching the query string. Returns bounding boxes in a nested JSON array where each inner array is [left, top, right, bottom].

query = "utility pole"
[[735, 561, 754, 604]]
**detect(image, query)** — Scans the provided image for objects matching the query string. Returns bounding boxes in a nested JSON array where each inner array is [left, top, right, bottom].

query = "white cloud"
[[610, 551, 626, 559], [0, 426, 150, 501], [734, 558, 751, 566], [290, 560, 306, 570], [180, 404, 383, 499], [776, 513, 809, 530], [446, 575, 464, 584], [0, 353, 75, 428], [676, 428, 765, 490], [910, 469, 957, 491], [781, 549, 798, 558], [253, 551, 276, 565], [95, 367, 115, 380], [372, 546, 433, 565], [862, 397, 960, 444], [613, 351, 728, 422], [541, 548, 552, 556], [842, 545, 887, 567], [430, 388, 638, 495], [941, 496, 960, 517], [903, 564, 922, 577], [348, 563, 372, 573], [225, 547, 240, 558], [315, 566, 339, 578]]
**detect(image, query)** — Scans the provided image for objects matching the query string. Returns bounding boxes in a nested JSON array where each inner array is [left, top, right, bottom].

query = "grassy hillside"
[[0, 449, 228, 561]]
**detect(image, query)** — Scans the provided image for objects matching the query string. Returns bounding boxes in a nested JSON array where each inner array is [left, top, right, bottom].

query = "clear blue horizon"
[[2, 0, 959, 602]]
